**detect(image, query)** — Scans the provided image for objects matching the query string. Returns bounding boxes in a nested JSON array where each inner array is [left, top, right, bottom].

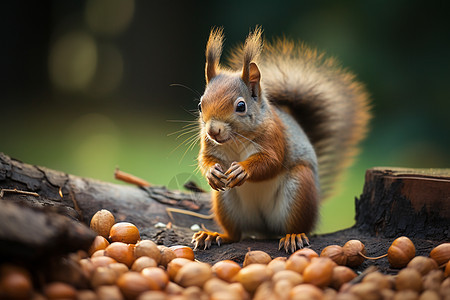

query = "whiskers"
[[167, 120, 201, 164]]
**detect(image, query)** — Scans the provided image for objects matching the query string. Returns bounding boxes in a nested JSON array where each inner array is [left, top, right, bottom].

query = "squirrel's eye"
[[198, 103, 202, 112], [235, 100, 246, 113]]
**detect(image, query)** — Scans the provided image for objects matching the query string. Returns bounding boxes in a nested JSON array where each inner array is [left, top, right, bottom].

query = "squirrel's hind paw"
[[278, 233, 310, 253], [192, 231, 224, 250]]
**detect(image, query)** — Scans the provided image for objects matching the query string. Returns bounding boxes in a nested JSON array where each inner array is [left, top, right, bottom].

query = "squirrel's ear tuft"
[[205, 27, 224, 84], [241, 26, 263, 97]]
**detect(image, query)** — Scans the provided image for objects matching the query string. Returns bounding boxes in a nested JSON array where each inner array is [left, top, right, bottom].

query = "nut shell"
[[167, 258, 192, 281], [211, 260, 241, 282], [141, 267, 169, 290], [286, 255, 310, 274], [158, 246, 177, 268], [109, 222, 140, 244], [104, 242, 136, 267], [407, 256, 438, 276], [234, 263, 273, 293], [303, 257, 335, 288], [0, 266, 33, 300], [175, 261, 212, 288], [430, 243, 450, 266], [395, 268, 422, 292], [135, 240, 161, 265], [343, 240, 366, 267], [117, 272, 151, 299], [387, 236, 416, 268], [289, 284, 323, 300], [131, 256, 157, 272], [292, 248, 319, 260], [88, 236, 110, 257], [321, 245, 347, 266], [243, 250, 272, 267], [169, 245, 195, 261], [43, 282, 77, 300], [330, 266, 357, 290], [90, 209, 115, 239]]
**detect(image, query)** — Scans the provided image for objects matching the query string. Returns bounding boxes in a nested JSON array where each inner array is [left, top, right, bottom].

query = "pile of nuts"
[[0, 209, 449, 299]]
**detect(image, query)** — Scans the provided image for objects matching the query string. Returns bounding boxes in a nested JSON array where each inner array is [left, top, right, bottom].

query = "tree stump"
[[355, 167, 450, 240]]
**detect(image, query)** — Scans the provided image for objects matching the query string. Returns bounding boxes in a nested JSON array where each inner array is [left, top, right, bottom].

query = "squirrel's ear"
[[243, 62, 261, 98], [205, 28, 224, 84]]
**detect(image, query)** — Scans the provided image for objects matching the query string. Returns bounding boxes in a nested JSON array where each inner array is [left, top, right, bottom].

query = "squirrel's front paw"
[[206, 163, 227, 191], [225, 162, 248, 188]]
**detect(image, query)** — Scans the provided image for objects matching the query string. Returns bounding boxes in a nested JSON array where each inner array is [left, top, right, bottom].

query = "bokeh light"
[[85, 0, 135, 36]]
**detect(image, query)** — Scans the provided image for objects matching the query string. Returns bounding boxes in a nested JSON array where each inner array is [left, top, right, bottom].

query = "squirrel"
[[191, 27, 370, 252]]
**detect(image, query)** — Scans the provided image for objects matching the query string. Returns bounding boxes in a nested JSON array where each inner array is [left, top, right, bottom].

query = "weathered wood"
[[355, 167, 450, 240]]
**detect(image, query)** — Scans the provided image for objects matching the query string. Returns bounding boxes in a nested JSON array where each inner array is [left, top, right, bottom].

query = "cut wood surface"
[[0, 153, 448, 273]]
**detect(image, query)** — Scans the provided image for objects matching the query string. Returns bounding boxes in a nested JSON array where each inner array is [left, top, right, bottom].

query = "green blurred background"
[[1, 1, 449, 234]]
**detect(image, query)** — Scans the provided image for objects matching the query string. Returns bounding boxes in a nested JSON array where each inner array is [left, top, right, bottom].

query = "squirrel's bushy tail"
[[228, 29, 371, 199]]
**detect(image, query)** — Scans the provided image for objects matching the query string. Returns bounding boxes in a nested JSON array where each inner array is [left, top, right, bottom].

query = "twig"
[[0, 188, 39, 198], [166, 207, 214, 222], [114, 168, 151, 187]]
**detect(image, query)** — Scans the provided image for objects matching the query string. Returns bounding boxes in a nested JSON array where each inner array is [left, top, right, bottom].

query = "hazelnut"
[[175, 261, 212, 288], [76, 289, 97, 300], [96, 285, 123, 300], [407, 256, 438, 276], [203, 277, 229, 295], [348, 282, 380, 300], [445, 260, 450, 277], [89, 236, 110, 257], [286, 255, 310, 274], [422, 269, 444, 292], [0, 266, 33, 300], [343, 240, 366, 267], [243, 250, 272, 267], [165, 281, 184, 295], [211, 260, 241, 282], [292, 248, 319, 260], [169, 245, 195, 261], [330, 266, 357, 290], [43, 282, 77, 300], [234, 263, 273, 293], [289, 283, 324, 300], [141, 267, 169, 290], [92, 250, 106, 258], [272, 270, 303, 285], [109, 222, 140, 244], [321, 245, 347, 266], [393, 290, 419, 300], [90, 209, 115, 239], [158, 246, 177, 268], [362, 271, 392, 290], [429, 243, 450, 266], [117, 272, 151, 299], [91, 267, 118, 288], [273, 279, 293, 300], [419, 290, 440, 300], [91, 256, 117, 268], [388, 236, 416, 268], [104, 242, 136, 268], [131, 257, 157, 272], [395, 268, 422, 292], [135, 240, 161, 265], [267, 257, 287, 273], [167, 258, 192, 281], [303, 257, 335, 288], [137, 290, 167, 300], [107, 263, 129, 277]]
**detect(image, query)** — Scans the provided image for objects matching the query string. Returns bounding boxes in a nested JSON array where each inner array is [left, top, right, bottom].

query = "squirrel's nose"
[[208, 127, 221, 138]]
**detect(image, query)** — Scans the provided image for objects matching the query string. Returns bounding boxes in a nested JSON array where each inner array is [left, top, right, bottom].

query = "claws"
[[279, 233, 310, 253], [207, 164, 227, 191], [225, 162, 248, 188], [192, 231, 224, 250]]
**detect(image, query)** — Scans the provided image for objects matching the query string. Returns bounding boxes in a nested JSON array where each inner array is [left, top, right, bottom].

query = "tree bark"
[[355, 167, 450, 240]]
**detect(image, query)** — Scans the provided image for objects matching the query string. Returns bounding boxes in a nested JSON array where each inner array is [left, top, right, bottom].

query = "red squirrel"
[[192, 27, 370, 252]]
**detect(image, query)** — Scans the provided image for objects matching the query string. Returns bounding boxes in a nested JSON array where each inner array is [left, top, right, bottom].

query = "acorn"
[[234, 263, 273, 293], [158, 246, 177, 268], [131, 256, 157, 272], [388, 236, 416, 268], [167, 258, 192, 281], [135, 240, 161, 265], [342, 240, 366, 267], [321, 245, 347, 266], [243, 250, 272, 267], [141, 267, 169, 291], [211, 260, 241, 282], [289, 283, 324, 300], [407, 256, 438, 276], [109, 222, 140, 244], [292, 248, 319, 260], [117, 272, 151, 299], [174, 261, 212, 288], [43, 282, 77, 300], [303, 257, 336, 288], [330, 266, 357, 290], [88, 236, 110, 257], [430, 243, 450, 266], [285, 255, 310, 274], [395, 268, 422, 292], [90, 209, 115, 239], [169, 245, 195, 261], [104, 242, 136, 268]]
